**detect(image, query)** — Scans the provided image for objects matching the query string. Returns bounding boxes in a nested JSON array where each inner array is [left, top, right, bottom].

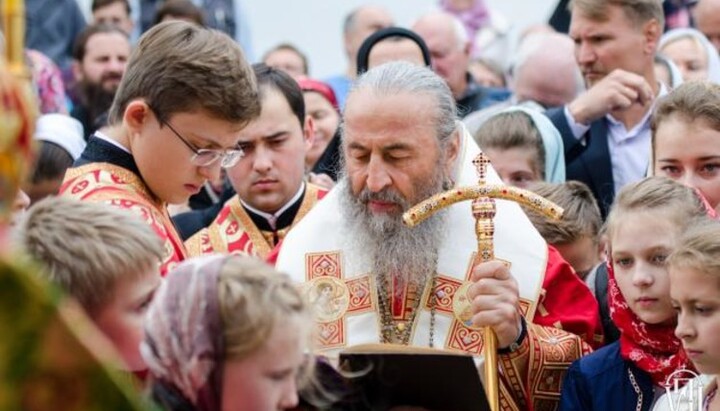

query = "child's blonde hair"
[[604, 177, 706, 241], [525, 180, 602, 245], [218, 257, 312, 358], [217, 257, 317, 390], [14, 197, 163, 312], [668, 219, 720, 278]]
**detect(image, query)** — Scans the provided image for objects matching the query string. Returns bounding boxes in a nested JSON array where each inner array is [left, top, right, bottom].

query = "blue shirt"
[[324, 74, 352, 110]]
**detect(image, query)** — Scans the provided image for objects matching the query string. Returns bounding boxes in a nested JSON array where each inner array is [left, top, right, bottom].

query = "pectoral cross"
[[403, 152, 563, 411]]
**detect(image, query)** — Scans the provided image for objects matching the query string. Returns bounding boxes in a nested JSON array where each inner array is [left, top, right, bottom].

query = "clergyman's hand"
[[568, 69, 654, 125], [467, 260, 522, 349]]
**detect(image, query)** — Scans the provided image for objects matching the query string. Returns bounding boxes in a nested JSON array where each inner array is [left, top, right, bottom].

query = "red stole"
[[59, 163, 187, 276]]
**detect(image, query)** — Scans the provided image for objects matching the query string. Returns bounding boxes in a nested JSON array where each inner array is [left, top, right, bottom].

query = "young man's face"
[[569, 5, 657, 87], [132, 107, 245, 205], [227, 89, 312, 214], [93, 1, 134, 36], [92, 265, 160, 372], [75, 31, 130, 93]]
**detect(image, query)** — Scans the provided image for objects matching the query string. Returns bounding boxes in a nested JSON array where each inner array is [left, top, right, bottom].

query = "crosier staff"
[[2, 0, 27, 78], [403, 152, 563, 411]]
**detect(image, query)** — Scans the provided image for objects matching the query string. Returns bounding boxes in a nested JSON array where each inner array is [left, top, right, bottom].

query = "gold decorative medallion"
[[452, 259, 512, 330], [452, 281, 478, 329], [305, 276, 350, 323]]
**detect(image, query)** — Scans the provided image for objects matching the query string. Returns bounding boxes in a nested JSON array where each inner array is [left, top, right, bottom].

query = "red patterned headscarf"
[[607, 261, 695, 386], [297, 77, 338, 111]]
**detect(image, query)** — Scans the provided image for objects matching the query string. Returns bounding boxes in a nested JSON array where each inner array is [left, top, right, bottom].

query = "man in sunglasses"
[[60, 21, 260, 275]]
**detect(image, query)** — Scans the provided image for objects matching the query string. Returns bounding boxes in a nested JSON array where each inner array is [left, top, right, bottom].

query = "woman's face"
[[661, 37, 709, 82], [221, 318, 307, 411], [303, 91, 339, 169], [654, 115, 720, 212]]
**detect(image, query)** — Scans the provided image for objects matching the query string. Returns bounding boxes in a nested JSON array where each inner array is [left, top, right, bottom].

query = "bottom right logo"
[[662, 369, 705, 411]]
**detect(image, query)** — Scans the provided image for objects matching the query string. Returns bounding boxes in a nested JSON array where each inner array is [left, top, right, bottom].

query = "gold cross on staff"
[[403, 152, 564, 411]]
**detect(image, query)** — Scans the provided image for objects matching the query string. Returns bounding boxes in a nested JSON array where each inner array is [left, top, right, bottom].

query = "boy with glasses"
[[60, 20, 260, 275], [180, 64, 327, 260]]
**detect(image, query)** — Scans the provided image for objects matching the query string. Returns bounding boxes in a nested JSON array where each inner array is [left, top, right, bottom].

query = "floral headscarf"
[[141, 255, 227, 410]]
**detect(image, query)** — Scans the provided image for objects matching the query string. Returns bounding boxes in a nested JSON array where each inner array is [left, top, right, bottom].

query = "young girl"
[[142, 255, 316, 411], [560, 177, 706, 411], [474, 107, 565, 188], [652, 81, 720, 215], [653, 221, 720, 410]]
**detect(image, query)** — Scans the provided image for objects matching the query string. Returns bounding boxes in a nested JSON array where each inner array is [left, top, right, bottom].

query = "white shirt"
[[94, 131, 131, 154], [563, 83, 668, 194]]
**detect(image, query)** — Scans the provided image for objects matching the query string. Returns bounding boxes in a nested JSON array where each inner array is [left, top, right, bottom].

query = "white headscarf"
[[659, 28, 720, 84], [34, 114, 86, 160]]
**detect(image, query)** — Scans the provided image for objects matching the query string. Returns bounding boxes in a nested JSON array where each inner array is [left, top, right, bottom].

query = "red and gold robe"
[[60, 163, 187, 275], [185, 184, 327, 260]]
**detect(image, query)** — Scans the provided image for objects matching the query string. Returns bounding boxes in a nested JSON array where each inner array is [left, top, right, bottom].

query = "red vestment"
[[60, 163, 187, 275]]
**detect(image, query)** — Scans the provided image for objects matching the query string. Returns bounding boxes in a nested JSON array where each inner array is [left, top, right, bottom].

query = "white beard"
[[337, 175, 448, 290]]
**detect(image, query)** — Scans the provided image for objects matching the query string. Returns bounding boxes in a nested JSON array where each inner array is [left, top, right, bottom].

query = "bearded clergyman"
[[276, 61, 602, 410]]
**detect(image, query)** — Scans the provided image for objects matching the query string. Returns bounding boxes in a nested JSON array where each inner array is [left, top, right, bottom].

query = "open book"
[[335, 344, 490, 411]]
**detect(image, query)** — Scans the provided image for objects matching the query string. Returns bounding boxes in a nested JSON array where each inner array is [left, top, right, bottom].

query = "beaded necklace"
[[376, 271, 438, 347]]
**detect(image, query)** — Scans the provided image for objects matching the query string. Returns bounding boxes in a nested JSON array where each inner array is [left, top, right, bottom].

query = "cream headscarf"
[[659, 28, 720, 84]]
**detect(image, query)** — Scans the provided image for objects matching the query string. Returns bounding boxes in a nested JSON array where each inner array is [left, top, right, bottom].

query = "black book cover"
[[336, 344, 490, 411]]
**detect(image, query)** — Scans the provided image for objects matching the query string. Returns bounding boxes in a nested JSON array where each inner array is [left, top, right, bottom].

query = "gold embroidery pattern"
[[228, 199, 272, 258], [428, 276, 461, 314], [317, 321, 345, 349], [61, 164, 188, 267], [306, 252, 346, 349], [499, 333, 531, 411], [307, 252, 342, 279], [527, 325, 591, 409], [447, 321, 484, 354], [346, 276, 372, 313], [518, 299, 532, 318]]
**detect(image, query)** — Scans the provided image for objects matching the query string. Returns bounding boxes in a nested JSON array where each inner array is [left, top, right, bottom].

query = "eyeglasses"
[[160, 118, 244, 169]]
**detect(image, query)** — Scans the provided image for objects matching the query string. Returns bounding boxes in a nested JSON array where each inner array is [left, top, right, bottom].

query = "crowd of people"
[[3, 0, 720, 410]]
